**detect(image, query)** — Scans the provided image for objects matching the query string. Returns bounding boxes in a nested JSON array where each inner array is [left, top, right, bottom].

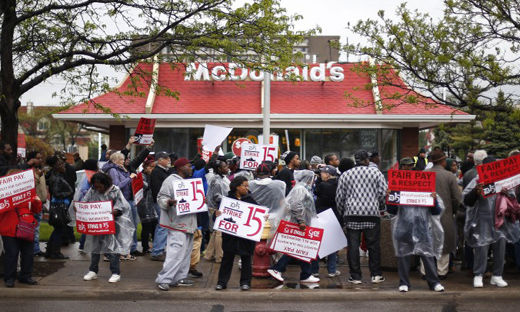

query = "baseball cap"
[[155, 151, 170, 160], [320, 165, 338, 176]]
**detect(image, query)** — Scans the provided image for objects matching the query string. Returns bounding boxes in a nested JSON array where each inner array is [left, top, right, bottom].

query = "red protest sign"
[[269, 220, 324, 262], [17, 133, 26, 158], [132, 173, 144, 205], [232, 138, 251, 156], [75, 201, 116, 235], [0, 169, 36, 213], [476, 154, 520, 197], [134, 118, 156, 145], [387, 170, 436, 206]]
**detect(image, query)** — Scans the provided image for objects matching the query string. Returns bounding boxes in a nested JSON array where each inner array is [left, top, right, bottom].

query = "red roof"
[[61, 62, 466, 116]]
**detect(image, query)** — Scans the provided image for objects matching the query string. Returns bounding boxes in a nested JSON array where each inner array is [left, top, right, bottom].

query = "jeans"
[[346, 223, 382, 280], [141, 221, 157, 253], [129, 200, 138, 253], [33, 212, 42, 254], [79, 234, 86, 250], [152, 203, 168, 257], [272, 254, 311, 280], [311, 252, 337, 274], [89, 253, 120, 275], [2, 236, 34, 282]]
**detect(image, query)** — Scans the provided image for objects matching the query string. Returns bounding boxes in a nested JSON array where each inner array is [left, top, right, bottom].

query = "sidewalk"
[[2, 243, 520, 301]]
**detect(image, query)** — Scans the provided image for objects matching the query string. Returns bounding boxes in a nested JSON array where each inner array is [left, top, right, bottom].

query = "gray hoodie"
[[157, 174, 197, 233]]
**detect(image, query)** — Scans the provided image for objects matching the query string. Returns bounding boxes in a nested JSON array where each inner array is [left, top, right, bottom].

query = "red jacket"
[[0, 197, 42, 237]]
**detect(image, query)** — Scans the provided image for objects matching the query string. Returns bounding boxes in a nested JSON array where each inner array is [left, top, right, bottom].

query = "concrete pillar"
[[109, 125, 126, 150], [400, 127, 419, 158]]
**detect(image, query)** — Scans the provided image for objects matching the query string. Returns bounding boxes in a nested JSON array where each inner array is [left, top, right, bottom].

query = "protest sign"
[[239, 143, 278, 170], [75, 201, 115, 235], [310, 208, 348, 258], [134, 118, 156, 145], [477, 154, 520, 197], [131, 173, 144, 205], [387, 170, 436, 206], [17, 133, 26, 158], [173, 178, 208, 215], [213, 196, 268, 242], [269, 220, 324, 262], [201, 125, 232, 151], [232, 138, 252, 156], [0, 169, 36, 213]]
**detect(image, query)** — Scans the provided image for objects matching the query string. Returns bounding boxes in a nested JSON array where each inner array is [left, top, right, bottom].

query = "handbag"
[[49, 200, 72, 227], [15, 208, 36, 242]]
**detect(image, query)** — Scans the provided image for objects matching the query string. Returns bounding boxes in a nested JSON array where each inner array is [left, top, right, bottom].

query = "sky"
[[20, 0, 445, 107]]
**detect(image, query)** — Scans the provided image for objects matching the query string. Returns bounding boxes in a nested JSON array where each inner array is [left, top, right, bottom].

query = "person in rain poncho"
[[463, 155, 520, 288], [386, 157, 445, 293], [267, 169, 319, 284], [249, 163, 286, 225], [81, 172, 134, 283]]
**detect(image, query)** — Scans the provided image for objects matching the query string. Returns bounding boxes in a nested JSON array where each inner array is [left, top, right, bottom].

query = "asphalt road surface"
[[3, 298, 520, 312]]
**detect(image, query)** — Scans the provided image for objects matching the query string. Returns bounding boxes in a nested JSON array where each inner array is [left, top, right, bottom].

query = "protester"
[[73, 153, 84, 170], [324, 153, 340, 168], [45, 156, 74, 259], [338, 157, 355, 174], [54, 151, 77, 246], [137, 159, 158, 254], [150, 151, 172, 261], [0, 141, 14, 176], [312, 165, 341, 278], [463, 156, 520, 288], [423, 149, 462, 279], [268, 170, 319, 284], [155, 158, 196, 291], [310, 156, 324, 170], [445, 158, 458, 175], [368, 151, 380, 169], [275, 152, 300, 196], [100, 144, 108, 161], [336, 150, 387, 284], [215, 176, 258, 291], [387, 157, 445, 292], [204, 159, 231, 263], [24, 151, 47, 257], [249, 163, 287, 219], [81, 172, 134, 283], [414, 148, 428, 170], [0, 169, 42, 288]]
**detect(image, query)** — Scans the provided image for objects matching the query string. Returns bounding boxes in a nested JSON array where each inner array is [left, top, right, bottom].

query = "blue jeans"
[[151, 203, 167, 257], [79, 234, 86, 250], [311, 252, 337, 274], [33, 212, 42, 254], [89, 253, 120, 275], [128, 200, 138, 253], [272, 254, 312, 280]]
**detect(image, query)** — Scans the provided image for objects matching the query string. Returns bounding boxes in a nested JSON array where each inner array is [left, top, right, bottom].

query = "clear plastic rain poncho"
[[79, 185, 134, 255], [249, 178, 287, 227], [391, 195, 445, 259], [206, 174, 230, 209], [271, 170, 317, 237], [463, 177, 520, 247]]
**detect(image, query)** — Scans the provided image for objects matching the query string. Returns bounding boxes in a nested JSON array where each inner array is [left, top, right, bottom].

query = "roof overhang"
[[53, 113, 475, 130]]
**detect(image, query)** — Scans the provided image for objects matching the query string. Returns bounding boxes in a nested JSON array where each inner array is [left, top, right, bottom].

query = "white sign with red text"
[[239, 143, 278, 170], [213, 196, 269, 242], [0, 169, 36, 213], [173, 178, 208, 215], [75, 201, 116, 235], [269, 220, 324, 262]]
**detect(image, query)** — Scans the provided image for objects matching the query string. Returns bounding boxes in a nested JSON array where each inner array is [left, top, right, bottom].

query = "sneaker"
[[473, 275, 483, 288], [189, 269, 203, 278], [215, 284, 226, 290], [267, 269, 284, 282], [5, 279, 15, 288], [131, 250, 144, 257], [157, 283, 169, 291], [312, 273, 320, 278], [348, 276, 362, 284], [18, 278, 38, 285], [301, 283, 320, 289], [433, 284, 445, 292], [371, 275, 385, 284], [300, 275, 320, 283], [490, 276, 508, 287], [398, 285, 409, 292], [83, 271, 98, 281], [327, 270, 341, 278], [108, 274, 121, 283], [240, 284, 250, 291], [176, 279, 194, 286], [151, 254, 166, 262]]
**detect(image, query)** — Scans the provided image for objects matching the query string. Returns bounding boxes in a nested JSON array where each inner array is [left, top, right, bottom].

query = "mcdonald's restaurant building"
[[55, 62, 474, 171]]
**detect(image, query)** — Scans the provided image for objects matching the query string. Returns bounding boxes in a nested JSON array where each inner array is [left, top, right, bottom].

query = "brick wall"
[[109, 125, 126, 150], [400, 127, 419, 158]]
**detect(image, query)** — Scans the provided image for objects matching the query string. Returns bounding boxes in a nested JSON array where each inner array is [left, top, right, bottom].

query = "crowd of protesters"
[[1, 137, 520, 293]]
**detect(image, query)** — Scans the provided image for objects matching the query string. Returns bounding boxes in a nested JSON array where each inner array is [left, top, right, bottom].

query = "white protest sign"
[[213, 196, 269, 242], [202, 125, 232, 150], [310, 208, 348, 258], [239, 143, 278, 170], [0, 169, 36, 213], [75, 201, 115, 235], [173, 178, 208, 215], [269, 220, 324, 262]]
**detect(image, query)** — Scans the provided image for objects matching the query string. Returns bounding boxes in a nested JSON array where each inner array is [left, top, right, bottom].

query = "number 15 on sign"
[[173, 178, 208, 215], [214, 197, 269, 242]]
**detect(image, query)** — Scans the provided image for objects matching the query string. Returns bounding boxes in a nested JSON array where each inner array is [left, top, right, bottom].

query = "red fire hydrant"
[[252, 220, 273, 277]]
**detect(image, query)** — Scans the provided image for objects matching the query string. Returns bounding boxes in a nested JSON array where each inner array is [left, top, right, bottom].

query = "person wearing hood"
[[268, 170, 319, 284], [81, 172, 134, 283], [249, 163, 286, 217], [215, 176, 258, 291], [414, 148, 428, 171], [463, 155, 520, 288], [155, 158, 197, 291], [387, 157, 445, 293], [275, 151, 301, 196], [105, 152, 139, 259]]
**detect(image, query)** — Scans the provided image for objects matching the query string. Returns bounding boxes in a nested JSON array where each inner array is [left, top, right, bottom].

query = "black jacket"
[[221, 192, 258, 256], [314, 178, 338, 214], [150, 165, 171, 203], [274, 167, 295, 196], [121, 147, 151, 173]]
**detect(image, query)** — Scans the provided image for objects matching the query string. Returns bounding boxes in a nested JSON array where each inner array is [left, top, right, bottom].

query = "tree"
[[0, 0, 309, 163]]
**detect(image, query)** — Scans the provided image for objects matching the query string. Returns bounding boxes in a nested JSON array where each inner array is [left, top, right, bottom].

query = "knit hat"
[[173, 157, 190, 168], [354, 150, 369, 164], [284, 151, 298, 164], [429, 150, 446, 163], [310, 155, 323, 165]]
